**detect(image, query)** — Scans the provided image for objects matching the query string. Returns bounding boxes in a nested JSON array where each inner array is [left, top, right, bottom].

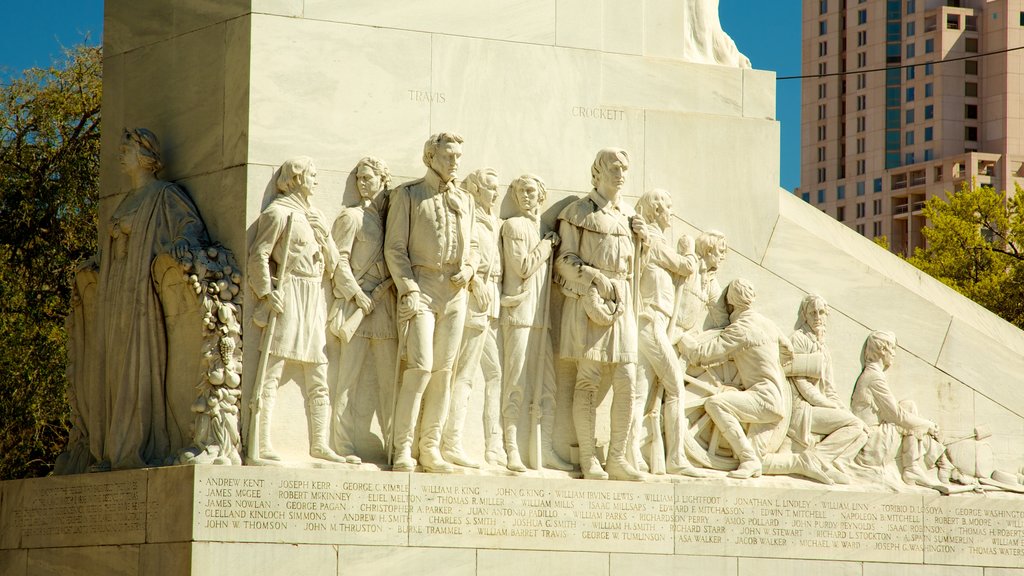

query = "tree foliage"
[[908, 181, 1024, 328], [0, 46, 101, 479]]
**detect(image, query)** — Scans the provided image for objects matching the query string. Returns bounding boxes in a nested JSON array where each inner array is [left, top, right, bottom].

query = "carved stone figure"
[[384, 132, 475, 473], [500, 174, 573, 473], [328, 156, 398, 465], [679, 279, 834, 483], [555, 148, 647, 481], [95, 129, 210, 470], [851, 331, 961, 493], [785, 295, 867, 484], [632, 189, 711, 477], [58, 128, 244, 474], [247, 157, 350, 464], [443, 168, 503, 468], [681, 0, 751, 68]]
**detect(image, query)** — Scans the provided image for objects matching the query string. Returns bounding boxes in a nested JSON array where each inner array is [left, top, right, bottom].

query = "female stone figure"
[[97, 128, 207, 470]]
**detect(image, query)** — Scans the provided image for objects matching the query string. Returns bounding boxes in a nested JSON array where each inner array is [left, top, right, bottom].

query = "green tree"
[[0, 46, 101, 479], [908, 181, 1024, 328]]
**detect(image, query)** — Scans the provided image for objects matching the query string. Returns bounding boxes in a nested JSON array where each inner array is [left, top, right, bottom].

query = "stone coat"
[[555, 189, 638, 364], [384, 169, 475, 313], [332, 194, 395, 340], [248, 193, 333, 363], [500, 215, 553, 328]]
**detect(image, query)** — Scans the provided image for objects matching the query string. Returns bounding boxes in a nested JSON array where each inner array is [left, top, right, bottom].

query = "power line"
[[776, 44, 1024, 81]]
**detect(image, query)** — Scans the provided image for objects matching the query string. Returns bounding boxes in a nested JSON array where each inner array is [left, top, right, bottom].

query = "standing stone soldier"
[[385, 132, 475, 473], [633, 189, 711, 477], [679, 279, 833, 483], [785, 295, 867, 483], [247, 156, 349, 463], [555, 148, 648, 481], [442, 168, 503, 468], [500, 174, 573, 473], [328, 156, 397, 464]]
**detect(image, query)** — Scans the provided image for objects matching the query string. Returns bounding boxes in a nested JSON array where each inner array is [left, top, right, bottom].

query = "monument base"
[[3, 466, 1023, 575]]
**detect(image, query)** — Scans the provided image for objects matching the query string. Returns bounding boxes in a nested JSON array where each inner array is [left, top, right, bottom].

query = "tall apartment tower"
[[800, 0, 1024, 255]]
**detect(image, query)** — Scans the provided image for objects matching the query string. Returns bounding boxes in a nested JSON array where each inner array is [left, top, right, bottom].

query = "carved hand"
[[172, 239, 191, 260], [450, 265, 473, 289], [631, 215, 650, 244], [269, 289, 286, 314], [544, 231, 560, 248], [473, 282, 492, 310], [398, 291, 421, 322], [677, 234, 695, 256], [355, 291, 374, 314]]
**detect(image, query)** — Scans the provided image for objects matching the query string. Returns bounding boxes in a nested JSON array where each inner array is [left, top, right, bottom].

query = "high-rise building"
[[799, 0, 1024, 255]]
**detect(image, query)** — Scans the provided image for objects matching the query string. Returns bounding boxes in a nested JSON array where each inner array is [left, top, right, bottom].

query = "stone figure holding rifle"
[[247, 156, 350, 464], [328, 156, 397, 464], [633, 189, 712, 477], [500, 174, 572, 473], [555, 148, 648, 481]]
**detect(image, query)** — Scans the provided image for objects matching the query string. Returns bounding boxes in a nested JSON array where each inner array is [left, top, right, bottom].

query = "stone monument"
[[4, 1, 1024, 575]]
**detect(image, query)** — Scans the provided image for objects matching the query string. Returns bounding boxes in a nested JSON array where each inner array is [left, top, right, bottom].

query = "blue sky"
[[1, 1, 803, 191]]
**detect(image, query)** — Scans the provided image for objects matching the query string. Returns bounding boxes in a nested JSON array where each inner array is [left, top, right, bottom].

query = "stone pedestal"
[[4, 466, 1024, 575]]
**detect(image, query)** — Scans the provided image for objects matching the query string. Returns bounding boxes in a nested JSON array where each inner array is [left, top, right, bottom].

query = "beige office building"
[[799, 0, 1024, 255]]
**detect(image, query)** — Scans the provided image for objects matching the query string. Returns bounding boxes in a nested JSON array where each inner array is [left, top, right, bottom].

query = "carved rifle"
[[248, 213, 294, 463], [528, 246, 555, 470]]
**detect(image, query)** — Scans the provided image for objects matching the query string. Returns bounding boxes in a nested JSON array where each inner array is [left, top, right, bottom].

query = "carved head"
[[862, 330, 897, 370], [355, 156, 391, 201], [798, 294, 829, 339], [695, 230, 728, 271], [276, 156, 318, 198], [725, 278, 756, 315], [463, 168, 500, 213], [635, 189, 673, 230], [120, 128, 163, 174], [590, 148, 629, 197], [509, 173, 547, 218], [423, 132, 464, 183]]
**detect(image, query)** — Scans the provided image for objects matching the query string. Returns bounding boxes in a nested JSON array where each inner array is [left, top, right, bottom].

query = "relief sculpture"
[[59, 128, 243, 473], [64, 134, 1024, 499]]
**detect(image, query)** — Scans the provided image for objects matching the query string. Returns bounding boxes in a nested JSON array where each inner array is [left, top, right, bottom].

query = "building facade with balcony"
[[798, 0, 1024, 255]]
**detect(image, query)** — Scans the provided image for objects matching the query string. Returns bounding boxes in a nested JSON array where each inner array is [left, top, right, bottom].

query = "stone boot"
[[504, 423, 527, 472], [441, 377, 480, 468], [763, 452, 834, 485], [309, 401, 349, 463], [663, 396, 713, 478], [573, 390, 607, 480], [541, 406, 573, 471], [418, 369, 454, 474], [606, 386, 644, 482], [724, 435, 761, 479], [257, 388, 280, 461], [392, 368, 430, 472]]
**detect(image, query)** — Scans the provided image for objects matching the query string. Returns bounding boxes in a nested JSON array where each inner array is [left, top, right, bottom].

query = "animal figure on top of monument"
[[384, 132, 475, 474], [784, 294, 867, 484], [328, 156, 397, 465], [247, 156, 351, 465], [500, 173, 573, 473], [443, 168, 503, 469], [631, 189, 713, 478], [555, 148, 648, 481], [678, 278, 835, 484], [850, 330, 977, 494], [682, 0, 751, 68], [59, 127, 243, 473]]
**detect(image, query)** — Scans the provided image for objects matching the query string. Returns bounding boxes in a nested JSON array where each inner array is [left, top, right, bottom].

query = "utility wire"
[[776, 44, 1024, 80]]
